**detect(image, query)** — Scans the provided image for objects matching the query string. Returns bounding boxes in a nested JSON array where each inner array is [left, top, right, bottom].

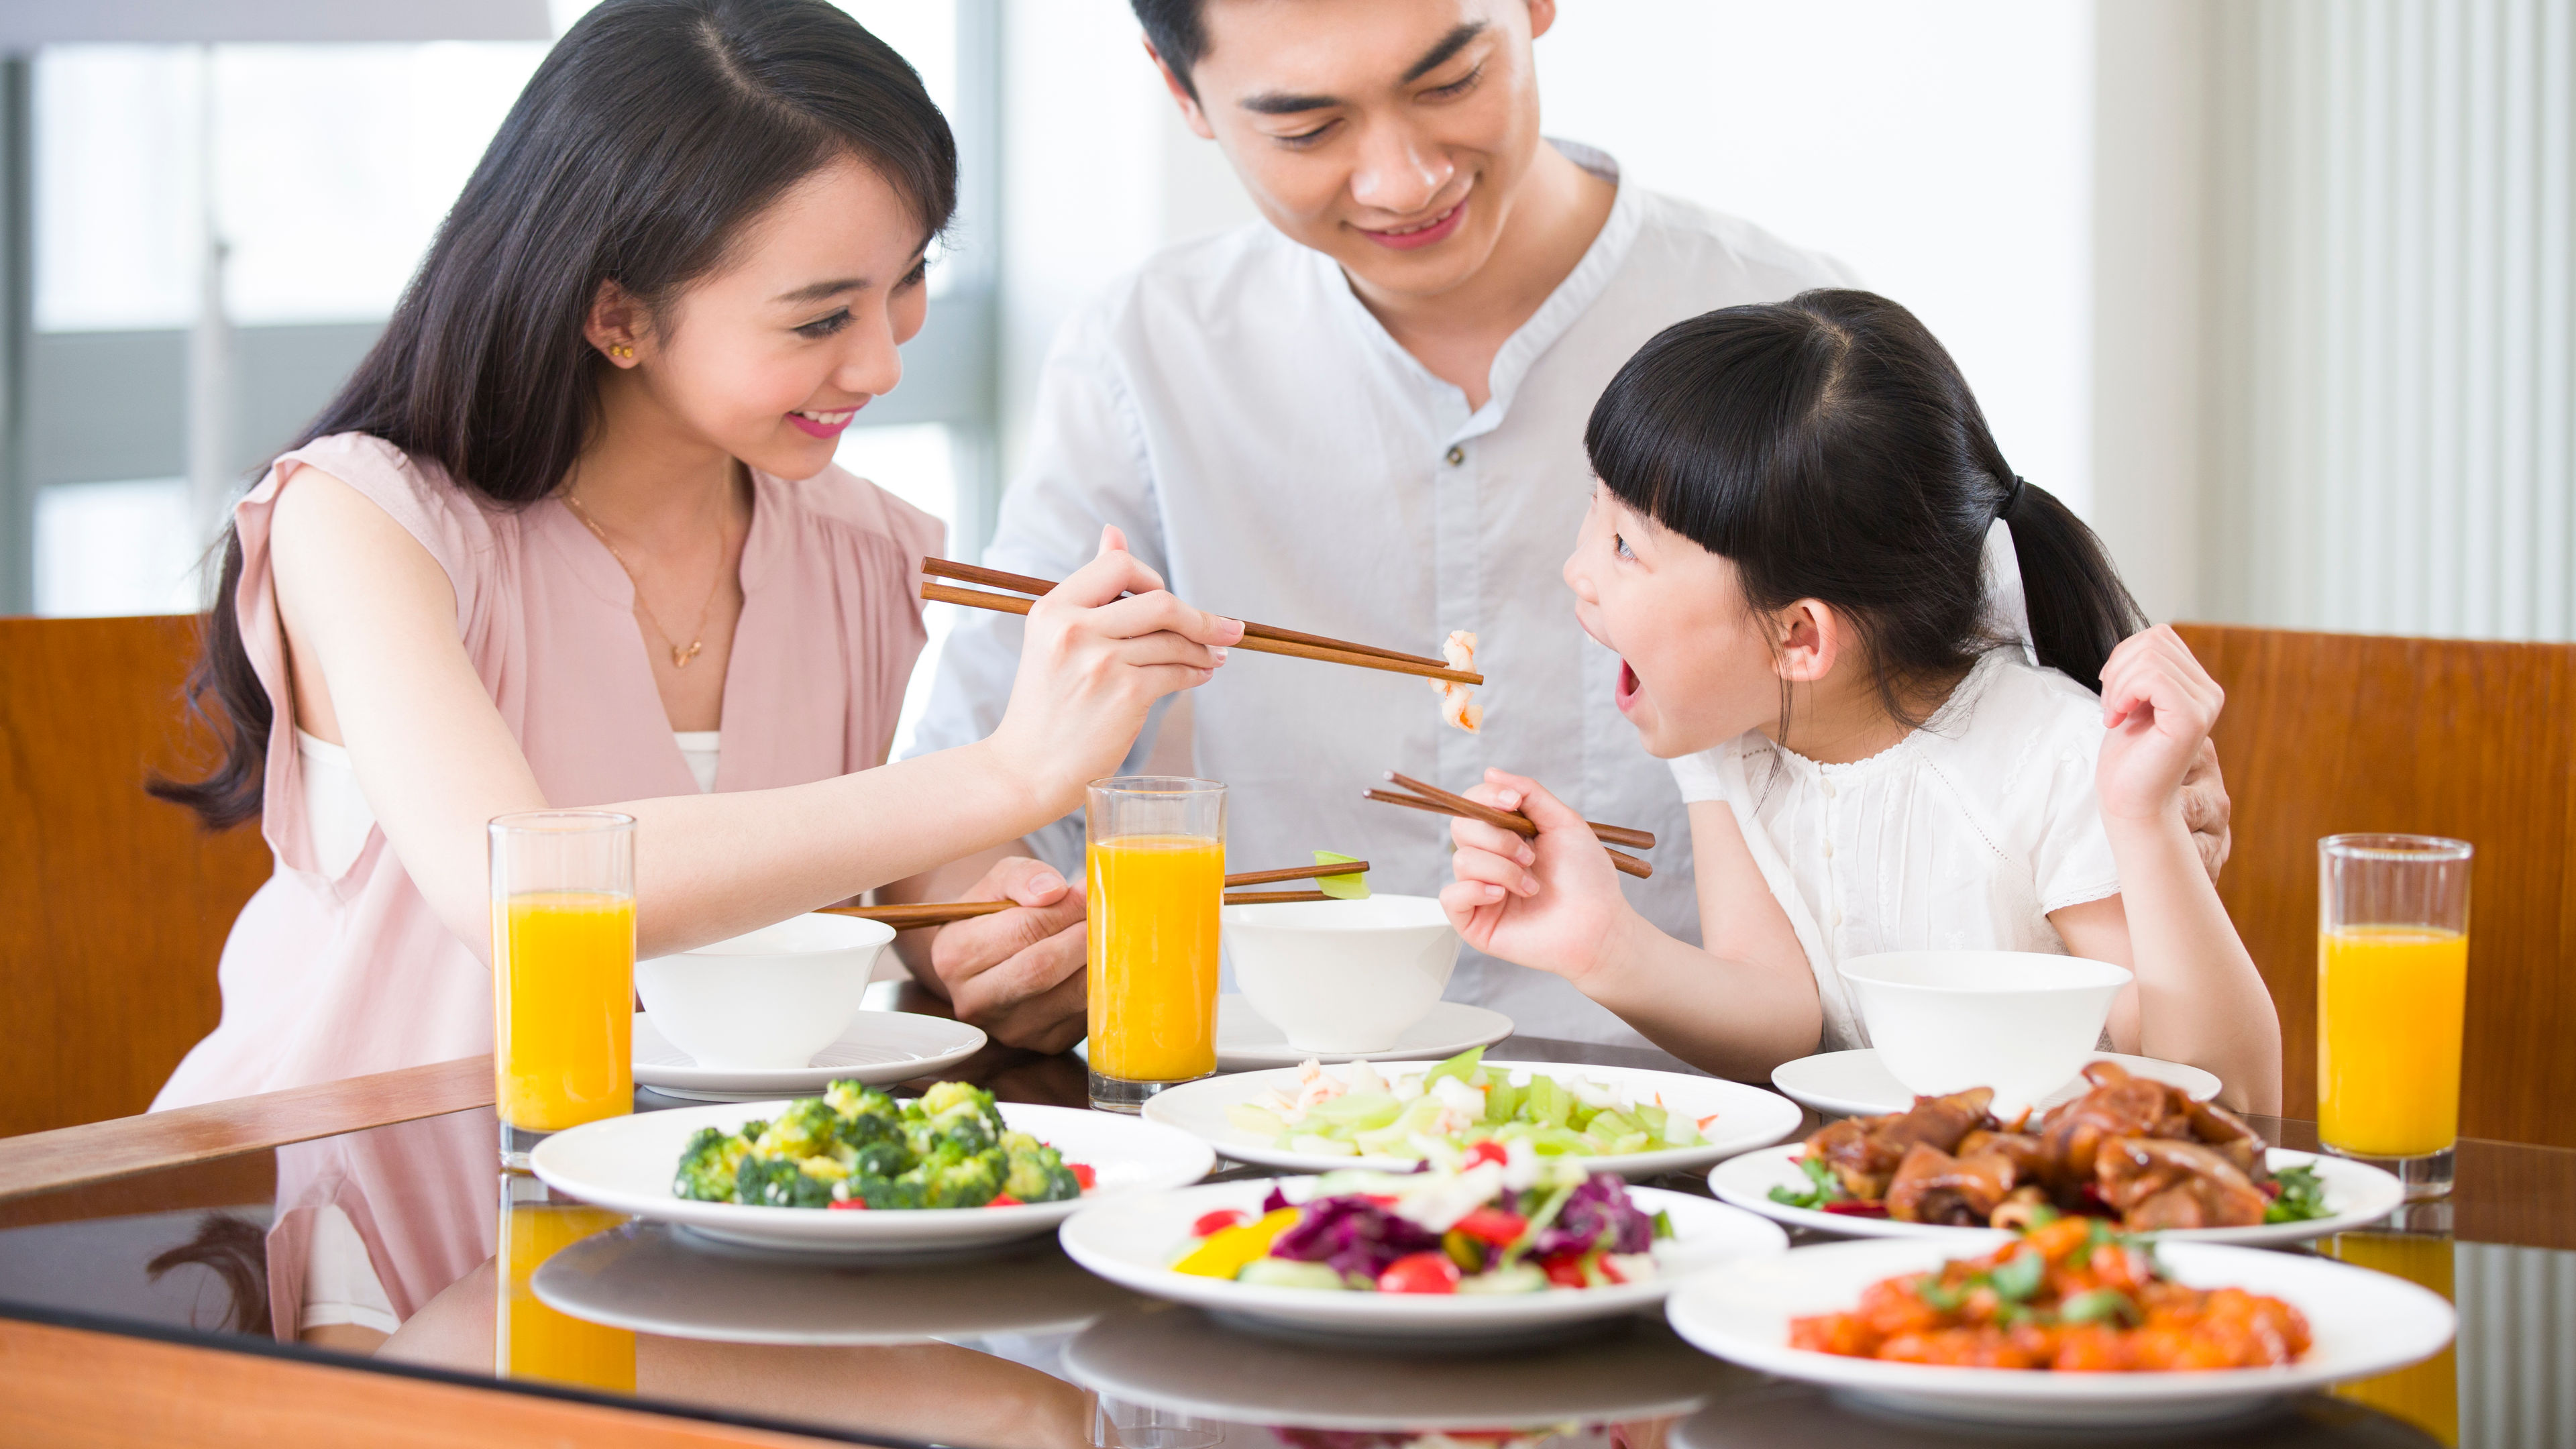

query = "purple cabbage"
[[1260, 1185, 1292, 1214], [1529, 1173, 1655, 1260], [1268, 1195, 1440, 1281]]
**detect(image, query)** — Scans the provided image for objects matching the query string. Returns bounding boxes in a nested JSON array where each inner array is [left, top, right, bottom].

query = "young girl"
[[148, 0, 1238, 1348], [1442, 290, 2281, 1113]]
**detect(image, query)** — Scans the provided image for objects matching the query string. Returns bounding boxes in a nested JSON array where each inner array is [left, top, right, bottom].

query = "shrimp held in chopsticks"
[[1428, 630, 1483, 733]]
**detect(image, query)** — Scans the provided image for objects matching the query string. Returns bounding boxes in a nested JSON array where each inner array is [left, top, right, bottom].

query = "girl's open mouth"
[[1615, 659, 1642, 714]]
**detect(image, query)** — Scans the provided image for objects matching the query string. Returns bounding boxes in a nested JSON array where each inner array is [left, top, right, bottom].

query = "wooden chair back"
[[0, 614, 272, 1137], [2175, 623, 2576, 1147]]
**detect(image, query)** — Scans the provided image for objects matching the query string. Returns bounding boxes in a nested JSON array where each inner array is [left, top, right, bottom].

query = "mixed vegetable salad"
[[672, 1080, 1094, 1210], [1171, 1143, 1674, 1294], [1224, 1046, 1714, 1163]]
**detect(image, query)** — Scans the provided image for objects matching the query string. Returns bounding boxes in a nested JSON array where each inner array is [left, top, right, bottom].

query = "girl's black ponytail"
[[1994, 476, 2143, 693], [1587, 289, 2143, 719]]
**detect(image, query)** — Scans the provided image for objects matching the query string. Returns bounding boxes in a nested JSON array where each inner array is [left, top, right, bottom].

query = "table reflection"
[[3, 1033, 2571, 1448]]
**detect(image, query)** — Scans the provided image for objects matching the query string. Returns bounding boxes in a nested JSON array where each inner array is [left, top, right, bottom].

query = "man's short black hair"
[[1131, 0, 1210, 99]]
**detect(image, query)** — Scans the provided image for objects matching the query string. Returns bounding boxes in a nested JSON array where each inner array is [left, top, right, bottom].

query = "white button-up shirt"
[[910, 146, 1851, 1046]]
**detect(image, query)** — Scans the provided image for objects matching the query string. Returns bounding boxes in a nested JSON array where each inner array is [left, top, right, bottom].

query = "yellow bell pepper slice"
[[1169, 1207, 1303, 1279]]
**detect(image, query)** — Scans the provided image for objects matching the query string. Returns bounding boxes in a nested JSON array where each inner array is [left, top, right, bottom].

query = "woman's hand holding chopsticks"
[[981, 525, 1244, 816]]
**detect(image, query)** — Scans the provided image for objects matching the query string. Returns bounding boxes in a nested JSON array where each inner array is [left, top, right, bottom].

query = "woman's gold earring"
[[610, 343, 635, 360]]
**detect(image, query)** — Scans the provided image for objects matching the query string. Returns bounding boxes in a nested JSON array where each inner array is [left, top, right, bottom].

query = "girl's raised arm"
[[268, 466, 1238, 959], [2052, 627, 2281, 1113]]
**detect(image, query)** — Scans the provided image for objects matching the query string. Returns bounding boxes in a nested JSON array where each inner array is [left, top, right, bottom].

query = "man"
[[890, 0, 2226, 1055]]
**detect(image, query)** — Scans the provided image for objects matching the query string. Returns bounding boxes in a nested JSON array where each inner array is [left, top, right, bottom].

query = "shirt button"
[[1823, 842, 1835, 859], [1821, 779, 1837, 798], [1833, 912, 1845, 929], [1445, 445, 1465, 467]]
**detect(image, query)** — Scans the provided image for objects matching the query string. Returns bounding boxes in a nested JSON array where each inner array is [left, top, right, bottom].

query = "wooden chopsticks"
[[918, 559, 1483, 687], [1367, 771, 1656, 879], [828, 859, 1371, 928]]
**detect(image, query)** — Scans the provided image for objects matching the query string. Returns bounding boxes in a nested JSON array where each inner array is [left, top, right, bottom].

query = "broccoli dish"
[[672, 1080, 1097, 1210]]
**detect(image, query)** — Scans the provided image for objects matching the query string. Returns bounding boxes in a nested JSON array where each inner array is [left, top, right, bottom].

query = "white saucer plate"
[[1770, 1049, 2221, 1120], [530, 1100, 1214, 1256], [1144, 1060, 1806, 1179], [631, 1010, 986, 1102], [1666, 1235, 2455, 1429], [1709, 1145, 2403, 1245], [1059, 1177, 1787, 1344], [1215, 995, 1513, 1071]]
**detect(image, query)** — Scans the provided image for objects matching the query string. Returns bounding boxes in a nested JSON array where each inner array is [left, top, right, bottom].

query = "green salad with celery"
[[1224, 1046, 1713, 1165]]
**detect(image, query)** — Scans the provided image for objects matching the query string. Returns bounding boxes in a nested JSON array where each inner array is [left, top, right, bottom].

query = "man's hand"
[[2180, 737, 2232, 882], [925, 855, 1089, 1054]]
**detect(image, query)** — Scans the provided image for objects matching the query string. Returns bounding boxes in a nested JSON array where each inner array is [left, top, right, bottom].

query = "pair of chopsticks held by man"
[[148, 0, 2275, 1199]]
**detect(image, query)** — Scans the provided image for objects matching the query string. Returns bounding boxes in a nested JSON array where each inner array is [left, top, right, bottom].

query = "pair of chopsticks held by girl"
[[1432, 288, 2283, 1116]]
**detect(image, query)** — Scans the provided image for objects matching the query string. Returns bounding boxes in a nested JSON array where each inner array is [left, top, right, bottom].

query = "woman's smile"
[[786, 405, 861, 439]]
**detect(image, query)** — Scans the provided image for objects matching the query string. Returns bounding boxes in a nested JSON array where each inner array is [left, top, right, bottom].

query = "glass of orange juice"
[[1086, 777, 1226, 1113], [2318, 833, 2471, 1199], [491, 810, 637, 1167]]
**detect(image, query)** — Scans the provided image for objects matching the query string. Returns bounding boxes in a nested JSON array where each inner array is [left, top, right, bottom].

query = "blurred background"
[[9, 0, 2573, 755]]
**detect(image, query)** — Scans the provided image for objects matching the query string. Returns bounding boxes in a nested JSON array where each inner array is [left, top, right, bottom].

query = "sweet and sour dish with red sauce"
[[1774, 1063, 2328, 1231], [1790, 1216, 2314, 1371]]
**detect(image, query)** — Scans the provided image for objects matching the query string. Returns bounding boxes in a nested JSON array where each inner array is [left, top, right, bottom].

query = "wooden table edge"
[[0, 1313, 877, 1448], [0, 1055, 496, 1203]]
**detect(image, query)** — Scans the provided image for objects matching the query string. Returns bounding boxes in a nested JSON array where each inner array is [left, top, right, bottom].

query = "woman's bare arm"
[[267, 467, 1236, 959]]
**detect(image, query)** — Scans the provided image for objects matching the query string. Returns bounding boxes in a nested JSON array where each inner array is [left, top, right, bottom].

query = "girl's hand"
[[1438, 768, 1638, 983], [986, 527, 1243, 808], [2096, 625, 2226, 826]]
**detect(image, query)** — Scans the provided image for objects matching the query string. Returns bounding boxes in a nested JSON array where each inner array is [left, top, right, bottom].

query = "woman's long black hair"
[[154, 0, 957, 828], [1584, 289, 2143, 726]]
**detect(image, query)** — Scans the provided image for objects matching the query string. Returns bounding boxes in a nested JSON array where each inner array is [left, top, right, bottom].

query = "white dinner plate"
[[1144, 1060, 1806, 1180], [529, 1099, 1214, 1255], [631, 1011, 987, 1102], [1664, 1236, 2455, 1429], [1065, 1306, 1737, 1430], [531, 1224, 1140, 1344], [1214, 996, 1514, 1071], [1709, 1144, 2404, 1245], [1770, 1049, 2221, 1120], [1059, 1177, 1787, 1344]]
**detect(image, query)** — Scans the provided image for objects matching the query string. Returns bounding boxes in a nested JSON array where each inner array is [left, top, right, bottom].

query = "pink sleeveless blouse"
[[150, 431, 941, 1331]]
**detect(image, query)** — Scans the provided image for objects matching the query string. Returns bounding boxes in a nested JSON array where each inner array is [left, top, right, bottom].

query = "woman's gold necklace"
[[561, 490, 728, 670]]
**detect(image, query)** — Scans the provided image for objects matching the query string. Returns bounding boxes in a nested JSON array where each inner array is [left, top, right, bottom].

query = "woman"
[[149, 0, 1238, 1345]]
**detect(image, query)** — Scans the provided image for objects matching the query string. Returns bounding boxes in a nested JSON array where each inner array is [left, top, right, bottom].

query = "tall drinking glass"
[[2318, 833, 2471, 1199], [1085, 777, 1226, 1113], [491, 810, 637, 1168]]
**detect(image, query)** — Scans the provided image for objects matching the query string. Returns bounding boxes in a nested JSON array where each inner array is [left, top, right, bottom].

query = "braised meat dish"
[[1785, 1062, 2310, 1232]]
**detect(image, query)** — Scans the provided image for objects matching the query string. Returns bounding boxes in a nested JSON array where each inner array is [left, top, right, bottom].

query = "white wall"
[[1537, 1, 2097, 515], [997, 0, 1253, 478]]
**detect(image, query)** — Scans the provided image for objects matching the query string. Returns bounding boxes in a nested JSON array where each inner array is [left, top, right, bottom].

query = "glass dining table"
[[3, 994, 2569, 1449]]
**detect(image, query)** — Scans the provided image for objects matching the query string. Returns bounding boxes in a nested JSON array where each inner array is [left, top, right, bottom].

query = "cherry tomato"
[[1540, 1251, 1591, 1289], [1454, 1207, 1528, 1246], [1191, 1208, 1252, 1237], [828, 1198, 869, 1212], [1376, 1251, 1463, 1295], [1464, 1140, 1509, 1168], [987, 1193, 1023, 1208], [1069, 1163, 1097, 1190]]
